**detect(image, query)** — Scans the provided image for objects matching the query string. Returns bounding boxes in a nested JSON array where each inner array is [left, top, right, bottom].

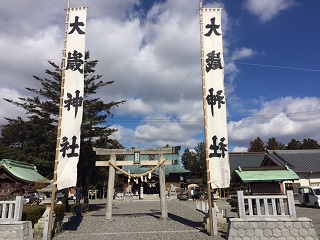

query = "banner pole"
[[199, 0, 214, 237], [48, 0, 70, 239]]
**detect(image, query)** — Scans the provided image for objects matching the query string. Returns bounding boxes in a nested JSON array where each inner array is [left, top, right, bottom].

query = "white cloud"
[[228, 97, 320, 149], [117, 98, 153, 116], [224, 47, 257, 96], [0, 88, 27, 125], [1, 0, 318, 155], [244, 0, 295, 22], [231, 47, 257, 61], [232, 146, 248, 152], [109, 124, 135, 147], [0, 25, 63, 122]]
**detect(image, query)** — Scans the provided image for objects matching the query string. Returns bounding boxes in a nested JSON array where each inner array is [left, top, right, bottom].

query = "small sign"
[[134, 151, 140, 164]]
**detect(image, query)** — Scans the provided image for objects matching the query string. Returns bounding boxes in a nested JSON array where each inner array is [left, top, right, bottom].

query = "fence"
[[0, 196, 24, 222], [237, 190, 296, 219], [196, 199, 209, 213]]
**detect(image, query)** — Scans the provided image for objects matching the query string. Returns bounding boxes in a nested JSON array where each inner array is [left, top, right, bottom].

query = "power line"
[[234, 61, 320, 72], [156, 61, 200, 110], [2, 58, 320, 72], [107, 109, 320, 123]]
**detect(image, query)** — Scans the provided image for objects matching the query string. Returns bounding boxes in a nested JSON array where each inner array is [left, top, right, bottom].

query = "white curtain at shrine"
[[57, 7, 87, 190], [202, 8, 230, 189]]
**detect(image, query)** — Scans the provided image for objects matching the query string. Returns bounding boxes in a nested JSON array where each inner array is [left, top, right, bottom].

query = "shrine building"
[[0, 159, 49, 199], [118, 151, 190, 195]]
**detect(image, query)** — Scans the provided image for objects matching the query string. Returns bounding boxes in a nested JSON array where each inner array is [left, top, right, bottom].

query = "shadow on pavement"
[[61, 216, 83, 231], [168, 213, 204, 230]]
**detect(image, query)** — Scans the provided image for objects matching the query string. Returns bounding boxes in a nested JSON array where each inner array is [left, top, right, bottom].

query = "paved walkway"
[[53, 198, 229, 240]]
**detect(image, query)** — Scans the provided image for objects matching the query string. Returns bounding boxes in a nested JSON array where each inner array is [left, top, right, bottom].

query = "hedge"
[[22, 205, 46, 227], [70, 203, 88, 214], [22, 204, 66, 227]]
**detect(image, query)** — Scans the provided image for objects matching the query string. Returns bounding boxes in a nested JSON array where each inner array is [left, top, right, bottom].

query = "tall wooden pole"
[[47, 0, 70, 239], [199, 0, 214, 236]]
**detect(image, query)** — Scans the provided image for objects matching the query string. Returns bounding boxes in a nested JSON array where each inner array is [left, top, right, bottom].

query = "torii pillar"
[[94, 147, 180, 221], [106, 154, 116, 220], [158, 153, 167, 218]]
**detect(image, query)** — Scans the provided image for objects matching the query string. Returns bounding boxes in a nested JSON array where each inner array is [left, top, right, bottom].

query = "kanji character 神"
[[206, 88, 225, 117], [64, 89, 83, 118]]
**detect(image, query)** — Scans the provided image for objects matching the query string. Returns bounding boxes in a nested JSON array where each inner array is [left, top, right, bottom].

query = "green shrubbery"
[[22, 204, 66, 227], [54, 204, 66, 222], [70, 203, 88, 214], [22, 205, 46, 227]]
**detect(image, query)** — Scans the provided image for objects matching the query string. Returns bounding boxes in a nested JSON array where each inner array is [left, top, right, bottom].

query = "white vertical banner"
[[57, 7, 87, 190], [201, 8, 230, 189]]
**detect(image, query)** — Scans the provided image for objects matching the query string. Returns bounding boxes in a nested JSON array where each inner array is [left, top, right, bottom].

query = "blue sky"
[[0, 0, 319, 153]]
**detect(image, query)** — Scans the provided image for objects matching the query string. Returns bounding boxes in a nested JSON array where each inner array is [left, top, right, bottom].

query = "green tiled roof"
[[235, 166, 299, 183], [120, 153, 190, 175], [0, 159, 49, 183]]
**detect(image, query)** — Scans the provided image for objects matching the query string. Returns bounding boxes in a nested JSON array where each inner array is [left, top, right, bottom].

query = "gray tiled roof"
[[266, 149, 320, 173], [229, 152, 265, 171]]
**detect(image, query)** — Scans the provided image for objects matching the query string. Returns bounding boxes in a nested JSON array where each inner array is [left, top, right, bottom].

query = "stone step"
[[140, 194, 160, 200]]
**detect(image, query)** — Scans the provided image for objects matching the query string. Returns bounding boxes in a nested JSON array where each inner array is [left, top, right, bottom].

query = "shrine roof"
[[234, 166, 299, 183], [0, 159, 49, 183], [120, 153, 190, 175], [229, 152, 265, 171], [121, 164, 190, 175], [262, 149, 320, 173]]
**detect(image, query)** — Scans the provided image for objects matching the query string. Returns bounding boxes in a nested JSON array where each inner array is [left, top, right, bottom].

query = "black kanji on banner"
[[204, 17, 221, 37], [206, 50, 223, 72], [66, 50, 84, 73], [60, 135, 79, 158], [206, 88, 225, 117], [68, 16, 85, 34], [64, 90, 83, 118], [209, 135, 228, 158]]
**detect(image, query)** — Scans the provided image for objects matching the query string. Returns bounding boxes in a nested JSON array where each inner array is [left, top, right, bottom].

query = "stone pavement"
[[53, 197, 320, 239], [53, 198, 229, 240]]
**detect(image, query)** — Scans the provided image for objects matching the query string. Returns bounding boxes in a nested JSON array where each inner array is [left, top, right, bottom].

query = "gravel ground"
[[53, 199, 229, 240], [53, 198, 320, 239]]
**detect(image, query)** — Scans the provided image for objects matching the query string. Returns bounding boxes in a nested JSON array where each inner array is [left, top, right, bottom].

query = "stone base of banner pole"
[[105, 155, 116, 221]]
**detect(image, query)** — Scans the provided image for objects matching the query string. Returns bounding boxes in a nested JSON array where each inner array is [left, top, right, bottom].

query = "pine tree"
[[265, 137, 285, 150], [248, 137, 265, 152], [181, 142, 206, 187], [301, 138, 320, 149], [286, 138, 301, 150], [1, 52, 125, 190]]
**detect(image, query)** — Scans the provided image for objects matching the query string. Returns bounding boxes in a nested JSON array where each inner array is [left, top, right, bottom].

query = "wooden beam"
[[95, 160, 173, 167], [93, 146, 180, 155]]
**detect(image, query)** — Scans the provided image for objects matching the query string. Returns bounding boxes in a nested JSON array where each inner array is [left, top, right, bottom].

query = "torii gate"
[[94, 146, 179, 221]]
